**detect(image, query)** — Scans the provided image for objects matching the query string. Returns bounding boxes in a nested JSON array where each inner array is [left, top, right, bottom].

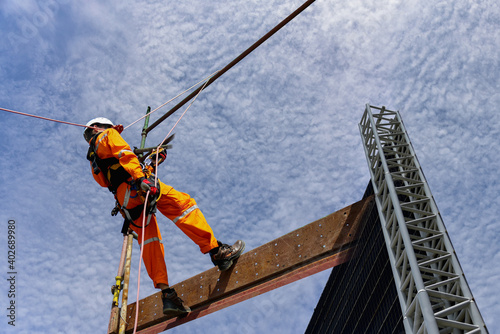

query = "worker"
[[83, 117, 245, 318]]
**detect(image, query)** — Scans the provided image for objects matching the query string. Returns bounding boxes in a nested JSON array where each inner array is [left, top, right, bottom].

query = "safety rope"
[[123, 70, 219, 131], [1, 70, 219, 136], [156, 73, 213, 154], [132, 190, 150, 334], [0, 106, 92, 129]]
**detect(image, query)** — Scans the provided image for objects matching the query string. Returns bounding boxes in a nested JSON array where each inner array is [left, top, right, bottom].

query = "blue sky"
[[1, 0, 499, 333]]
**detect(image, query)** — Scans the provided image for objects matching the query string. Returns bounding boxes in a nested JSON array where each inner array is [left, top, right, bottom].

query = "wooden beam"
[[135, 250, 352, 334], [116, 196, 373, 334]]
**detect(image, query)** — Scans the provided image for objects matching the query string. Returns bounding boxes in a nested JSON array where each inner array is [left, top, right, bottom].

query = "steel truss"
[[359, 105, 488, 334]]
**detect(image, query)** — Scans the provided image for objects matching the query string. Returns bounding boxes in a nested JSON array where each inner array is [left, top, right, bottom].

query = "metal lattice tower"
[[359, 105, 488, 334]]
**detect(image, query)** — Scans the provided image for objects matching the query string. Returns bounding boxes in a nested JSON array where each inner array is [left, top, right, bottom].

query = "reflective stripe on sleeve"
[[139, 237, 162, 247], [172, 205, 199, 224], [118, 149, 134, 158]]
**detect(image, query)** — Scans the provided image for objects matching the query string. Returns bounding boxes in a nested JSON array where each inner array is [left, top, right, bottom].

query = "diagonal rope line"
[[1, 70, 219, 136], [123, 70, 220, 131], [0, 106, 91, 129], [151, 71, 213, 188]]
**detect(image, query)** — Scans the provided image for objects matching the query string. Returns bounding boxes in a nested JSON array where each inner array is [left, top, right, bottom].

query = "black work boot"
[[162, 288, 191, 318], [210, 240, 245, 271]]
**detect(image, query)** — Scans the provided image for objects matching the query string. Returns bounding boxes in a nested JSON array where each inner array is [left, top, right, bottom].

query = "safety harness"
[[87, 133, 158, 233], [87, 134, 131, 193], [112, 182, 159, 234]]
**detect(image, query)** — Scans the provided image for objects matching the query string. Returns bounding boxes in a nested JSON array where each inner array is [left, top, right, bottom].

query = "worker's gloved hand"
[[137, 177, 159, 196]]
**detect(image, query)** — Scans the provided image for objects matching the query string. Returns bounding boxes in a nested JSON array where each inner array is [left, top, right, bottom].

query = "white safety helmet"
[[83, 117, 114, 142]]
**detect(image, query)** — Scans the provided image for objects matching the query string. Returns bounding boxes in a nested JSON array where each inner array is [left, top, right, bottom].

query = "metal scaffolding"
[[359, 105, 488, 334]]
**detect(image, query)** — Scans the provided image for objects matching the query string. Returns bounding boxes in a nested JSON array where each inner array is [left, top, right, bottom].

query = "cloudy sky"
[[1, 0, 499, 333]]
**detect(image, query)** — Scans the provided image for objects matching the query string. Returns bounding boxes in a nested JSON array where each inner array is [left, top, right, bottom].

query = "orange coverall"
[[90, 128, 219, 288]]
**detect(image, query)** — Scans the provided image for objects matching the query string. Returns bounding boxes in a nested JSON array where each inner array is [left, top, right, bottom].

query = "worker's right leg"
[[155, 182, 219, 253], [155, 181, 245, 271]]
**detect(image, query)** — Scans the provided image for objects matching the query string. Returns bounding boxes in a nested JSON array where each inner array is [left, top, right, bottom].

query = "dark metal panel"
[[305, 185, 405, 334]]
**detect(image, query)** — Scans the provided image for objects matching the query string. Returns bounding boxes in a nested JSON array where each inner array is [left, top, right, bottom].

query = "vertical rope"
[[131, 73, 212, 333], [132, 191, 150, 334]]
